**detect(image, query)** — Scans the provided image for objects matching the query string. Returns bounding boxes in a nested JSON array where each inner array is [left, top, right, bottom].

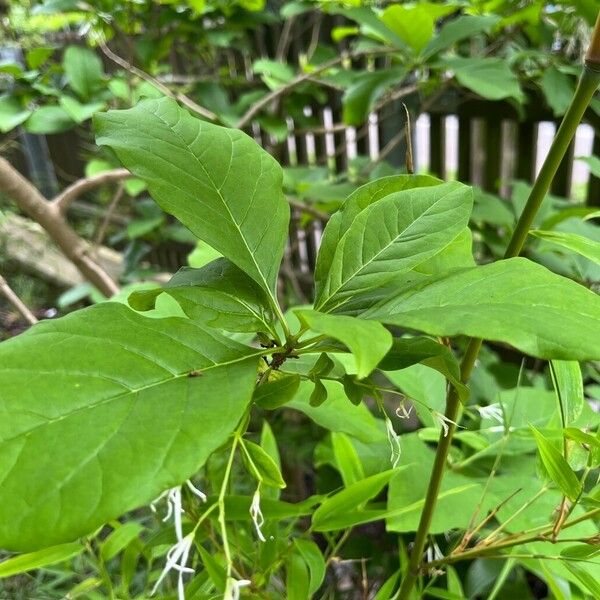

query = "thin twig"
[[236, 47, 400, 129], [0, 274, 38, 325], [99, 42, 217, 121], [53, 169, 130, 213], [93, 182, 126, 247], [288, 198, 330, 221]]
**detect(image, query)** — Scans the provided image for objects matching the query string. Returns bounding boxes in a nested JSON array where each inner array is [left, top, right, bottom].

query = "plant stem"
[[397, 29, 600, 598]]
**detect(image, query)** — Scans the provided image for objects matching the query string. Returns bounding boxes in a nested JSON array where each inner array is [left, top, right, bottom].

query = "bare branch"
[[0, 157, 119, 297], [0, 273, 38, 325], [288, 198, 330, 222], [99, 42, 218, 122], [53, 168, 130, 213]]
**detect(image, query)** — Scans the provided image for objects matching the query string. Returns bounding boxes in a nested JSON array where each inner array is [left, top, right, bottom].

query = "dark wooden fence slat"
[[483, 118, 502, 193], [429, 113, 446, 179]]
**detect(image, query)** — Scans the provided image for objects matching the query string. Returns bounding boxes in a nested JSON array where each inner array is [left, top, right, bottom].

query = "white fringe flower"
[[431, 410, 461, 437], [476, 403, 504, 424], [395, 403, 413, 420], [224, 577, 251, 600], [149, 480, 207, 599], [250, 488, 266, 542], [151, 533, 195, 600], [385, 415, 402, 468]]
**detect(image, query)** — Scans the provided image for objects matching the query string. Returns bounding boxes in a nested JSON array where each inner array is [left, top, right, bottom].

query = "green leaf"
[[380, 4, 435, 53], [295, 309, 392, 379], [423, 15, 500, 58], [379, 337, 469, 402], [314, 181, 473, 313], [443, 57, 523, 102], [364, 258, 600, 361], [25, 106, 74, 134], [0, 542, 83, 578], [312, 469, 398, 531], [550, 360, 584, 426], [286, 551, 310, 600], [530, 426, 582, 501], [0, 303, 260, 551], [100, 522, 144, 562], [316, 175, 441, 284], [309, 378, 328, 407], [63, 46, 104, 100], [331, 432, 365, 486], [94, 98, 289, 299], [26, 47, 54, 70], [530, 229, 600, 265], [0, 96, 32, 133], [253, 372, 300, 410], [288, 381, 386, 443], [241, 440, 286, 488], [59, 96, 105, 124], [342, 67, 406, 125], [129, 259, 276, 335], [540, 66, 574, 117], [293, 539, 326, 597]]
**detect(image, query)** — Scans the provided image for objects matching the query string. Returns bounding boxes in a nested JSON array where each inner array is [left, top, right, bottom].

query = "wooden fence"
[[2, 9, 599, 290]]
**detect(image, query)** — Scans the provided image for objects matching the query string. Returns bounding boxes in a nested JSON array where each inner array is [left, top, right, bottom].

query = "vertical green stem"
[[397, 31, 600, 599]]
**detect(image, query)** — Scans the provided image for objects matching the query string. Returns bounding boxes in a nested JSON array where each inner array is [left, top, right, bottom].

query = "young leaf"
[[364, 258, 600, 361], [550, 360, 584, 426], [253, 372, 300, 410], [530, 426, 582, 501], [129, 258, 276, 335], [100, 522, 144, 562], [312, 469, 397, 531], [530, 229, 600, 265], [378, 337, 469, 403], [0, 543, 83, 578], [286, 551, 310, 600], [309, 378, 328, 407], [331, 432, 365, 486], [293, 539, 326, 597], [63, 46, 104, 101], [0, 303, 260, 551], [95, 98, 289, 298], [295, 309, 392, 379], [314, 181, 473, 312], [241, 440, 286, 488], [342, 67, 406, 125]]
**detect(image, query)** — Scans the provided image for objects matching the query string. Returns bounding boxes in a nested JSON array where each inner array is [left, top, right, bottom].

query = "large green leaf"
[[0, 303, 260, 551], [365, 258, 600, 360], [294, 309, 392, 379], [316, 175, 441, 287], [94, 98, 289, 298], [63, 46, 104, 101], [314, 181, 473, 312], [443, 57, 523, 102], [129, 258, 276, 336]]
